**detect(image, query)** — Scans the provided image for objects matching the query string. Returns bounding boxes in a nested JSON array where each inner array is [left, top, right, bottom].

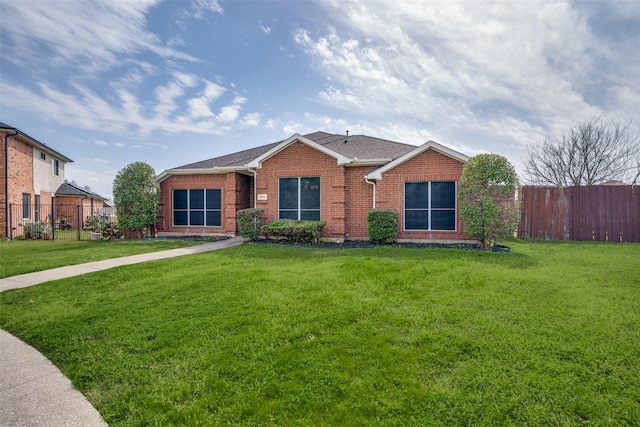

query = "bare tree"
[[525, 117, 640, 186]]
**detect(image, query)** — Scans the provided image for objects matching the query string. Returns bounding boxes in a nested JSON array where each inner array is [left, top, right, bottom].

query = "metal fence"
[[8, 203, 117, 240], [519, 185, 640, 242]]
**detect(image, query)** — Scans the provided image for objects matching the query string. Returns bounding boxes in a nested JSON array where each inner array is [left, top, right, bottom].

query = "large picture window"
[[279, 177, 320, 220], [173, 189, 221, 226], [405, 181, 456, 231]]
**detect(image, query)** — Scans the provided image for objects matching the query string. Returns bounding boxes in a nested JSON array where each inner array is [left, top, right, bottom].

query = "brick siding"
[[158, 143, 469, 242], [256, 141, 347, 238], [375, 149, 467, 241], [7, 135, 34, 208], [157, 173, 252, 236]]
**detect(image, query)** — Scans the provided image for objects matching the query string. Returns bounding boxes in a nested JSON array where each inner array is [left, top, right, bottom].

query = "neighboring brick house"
[[158, 131, 470, 242], [1, 122, 73, 237], [55, 180, 110, 229]]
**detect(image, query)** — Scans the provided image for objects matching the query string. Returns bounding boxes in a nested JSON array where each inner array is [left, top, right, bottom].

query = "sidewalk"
[[0, 236, 245, 426]]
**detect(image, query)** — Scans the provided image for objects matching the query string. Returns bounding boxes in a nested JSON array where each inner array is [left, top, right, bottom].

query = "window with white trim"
[[404, 181, 456, 230], [173, 189, 221, 226], [52, 159, 59, 176], [22, 193, 30, 219], [279, 177, 320, 220]]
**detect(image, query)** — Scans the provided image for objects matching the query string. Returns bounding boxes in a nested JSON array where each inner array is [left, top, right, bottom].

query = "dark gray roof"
[[0, 121, 73, 163], [56, 181, 107, 200], [177, 141, 281, 169], [172, 131, 416, 170], [309, 132, 416, 159]]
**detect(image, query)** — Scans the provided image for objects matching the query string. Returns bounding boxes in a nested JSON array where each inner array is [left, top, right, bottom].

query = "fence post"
[[9, 203, 13, 240], [77, 205, 81, 240], [51, 197, 55, 240]]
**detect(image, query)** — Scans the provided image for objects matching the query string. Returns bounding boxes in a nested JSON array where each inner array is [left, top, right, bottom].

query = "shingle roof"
[[56, 181, 107, 200], [172, 131, 416, 170], [0, 122, 73, 163], [177, 141, 281, 169]]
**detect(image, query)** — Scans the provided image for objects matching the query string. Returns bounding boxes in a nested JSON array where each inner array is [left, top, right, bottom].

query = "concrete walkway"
[[0, 236, 245, 426]]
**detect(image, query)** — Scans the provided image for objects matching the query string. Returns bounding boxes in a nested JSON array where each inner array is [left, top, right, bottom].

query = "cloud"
[[261, 25, 272, 35], [95, 140, 109, 147], [1, 0, 198, 76], [240, 113, 262, 127], [295, 1, 638, 149], [0, 72, 251, 137], [189, 0, 224, 19], [217, 96, 247, 122], [186, 81, 226, 119]]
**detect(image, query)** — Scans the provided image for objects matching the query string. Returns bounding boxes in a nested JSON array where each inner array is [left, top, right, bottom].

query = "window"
[[52, 159, 59, 176], [22, 193, 30, 219], [404, 181, 456, 231], [34, 195, 40, 221], [40, 152, 46, 160], [173, 189, 221, 226], [279, 177, 320, 220]]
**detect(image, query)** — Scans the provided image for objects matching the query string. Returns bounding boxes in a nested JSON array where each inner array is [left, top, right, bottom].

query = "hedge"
[[262, 219, 326, 243]]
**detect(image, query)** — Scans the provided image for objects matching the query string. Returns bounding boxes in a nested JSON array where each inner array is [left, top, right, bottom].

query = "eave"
[[156, 166, 250, 183]]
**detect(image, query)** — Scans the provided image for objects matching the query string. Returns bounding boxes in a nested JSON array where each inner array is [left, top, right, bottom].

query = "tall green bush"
[[236, 209, 266, 241], [458, 154, 520, 249], [113, 161, 159, 238], [367, 209, 398, 244]]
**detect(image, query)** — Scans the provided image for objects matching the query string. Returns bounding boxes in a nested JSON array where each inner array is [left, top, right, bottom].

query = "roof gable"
[[56, 181, 106, 200], [247, 134, 351, 168], [1, 122, 73, 163], [366, 140, 468, 180]]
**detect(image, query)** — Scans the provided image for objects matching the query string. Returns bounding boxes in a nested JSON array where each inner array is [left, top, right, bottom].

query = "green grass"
[[0, 239, 203, 278], [1, 240, 639, 425]]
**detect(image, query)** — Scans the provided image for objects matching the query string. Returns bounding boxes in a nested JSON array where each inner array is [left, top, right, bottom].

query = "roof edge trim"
[[156, 166, 249, 183]]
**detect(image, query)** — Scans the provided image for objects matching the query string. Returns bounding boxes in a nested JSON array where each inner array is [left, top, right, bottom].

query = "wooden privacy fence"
[[519, 185, 640, 242]]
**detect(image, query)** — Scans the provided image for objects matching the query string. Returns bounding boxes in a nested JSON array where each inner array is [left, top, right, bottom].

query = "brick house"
[[1, 122, 73, 237], [157, 131, 471, 242], [54, 180, 110, 230]]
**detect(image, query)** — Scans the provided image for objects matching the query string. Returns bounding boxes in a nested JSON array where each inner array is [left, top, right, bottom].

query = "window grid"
[[404, 181, 456, 231], [278, 177, 320, 220], [173, 189, 221, 227]]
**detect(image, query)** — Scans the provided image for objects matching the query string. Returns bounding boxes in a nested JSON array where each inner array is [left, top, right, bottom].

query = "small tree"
[[458, 154, 520, 249], [113, 161, 159, 238], [525, 117, 640, 186]]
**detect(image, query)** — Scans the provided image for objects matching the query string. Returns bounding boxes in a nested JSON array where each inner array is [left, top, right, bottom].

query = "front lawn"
[[0, 239, 203, 278], [0, 240, 639, 425]]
